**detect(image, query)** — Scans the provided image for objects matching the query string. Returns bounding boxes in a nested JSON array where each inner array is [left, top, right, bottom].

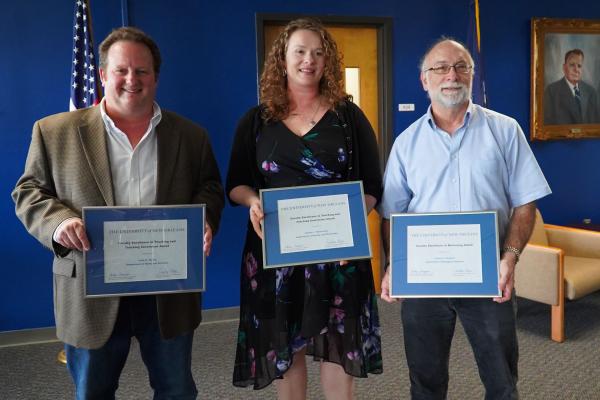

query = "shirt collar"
[[99, 98, 163, 134], [426, 100, 473, 131], [564, 77, 578, 94]]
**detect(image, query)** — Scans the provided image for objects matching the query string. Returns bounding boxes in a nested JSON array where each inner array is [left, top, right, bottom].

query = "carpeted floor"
[[2, 293, 600, 399]]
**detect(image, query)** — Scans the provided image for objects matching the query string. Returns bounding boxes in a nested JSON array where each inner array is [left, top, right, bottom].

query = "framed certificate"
[[260, 181, 372, 269], [390, 211, 500, 298], [83, 205, 205, 298]]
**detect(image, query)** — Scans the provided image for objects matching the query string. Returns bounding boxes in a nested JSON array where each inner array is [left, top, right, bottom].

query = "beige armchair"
[[515, 210, 600, 342]]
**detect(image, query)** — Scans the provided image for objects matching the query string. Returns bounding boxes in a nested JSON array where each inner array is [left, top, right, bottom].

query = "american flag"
[[69, 0, 101, 110]]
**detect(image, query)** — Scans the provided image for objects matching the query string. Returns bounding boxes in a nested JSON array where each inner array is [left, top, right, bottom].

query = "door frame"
[[255, 13, 394, 168]]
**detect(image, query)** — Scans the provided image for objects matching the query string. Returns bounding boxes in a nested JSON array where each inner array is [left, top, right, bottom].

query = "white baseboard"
[[0, 306, 240, 348], [0, 327, 58, 348], [201, 306, 240, 323]]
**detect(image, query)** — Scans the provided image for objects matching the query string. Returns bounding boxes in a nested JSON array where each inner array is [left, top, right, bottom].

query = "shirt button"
[[452, 178, 457, 183]]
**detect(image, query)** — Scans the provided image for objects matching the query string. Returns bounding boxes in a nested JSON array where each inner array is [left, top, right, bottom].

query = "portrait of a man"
[[542, 32, 600, 126]]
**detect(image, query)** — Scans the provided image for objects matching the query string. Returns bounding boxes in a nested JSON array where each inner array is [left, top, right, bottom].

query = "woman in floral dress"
[[226, 18, 383, 399]]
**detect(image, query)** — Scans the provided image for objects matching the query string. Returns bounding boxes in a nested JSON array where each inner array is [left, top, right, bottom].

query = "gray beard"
[[430, 85, 472, 109]]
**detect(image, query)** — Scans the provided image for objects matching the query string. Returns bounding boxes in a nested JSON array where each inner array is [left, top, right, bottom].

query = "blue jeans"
[[401, 297, 518, 400], [65, 295, 197, 400]]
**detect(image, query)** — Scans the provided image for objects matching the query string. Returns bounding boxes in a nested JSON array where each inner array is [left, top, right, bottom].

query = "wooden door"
[[264, 24, 384, 293]]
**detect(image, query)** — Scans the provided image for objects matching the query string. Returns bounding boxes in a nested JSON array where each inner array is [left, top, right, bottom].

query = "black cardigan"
[[226, 100, 383, 204]]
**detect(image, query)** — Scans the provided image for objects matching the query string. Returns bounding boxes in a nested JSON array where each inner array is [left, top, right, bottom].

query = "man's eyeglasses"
[[423, 63, 473, 75]]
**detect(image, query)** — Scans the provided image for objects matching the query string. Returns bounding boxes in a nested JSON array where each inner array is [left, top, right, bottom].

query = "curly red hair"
[[259, 18, 349, 122]]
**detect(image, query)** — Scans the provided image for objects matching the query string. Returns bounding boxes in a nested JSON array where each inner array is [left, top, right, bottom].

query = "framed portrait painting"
[[531, 18, 600, 140]]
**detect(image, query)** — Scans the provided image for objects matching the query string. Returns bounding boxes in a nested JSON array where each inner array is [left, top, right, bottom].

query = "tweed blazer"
[[12, 105, 224, 349]]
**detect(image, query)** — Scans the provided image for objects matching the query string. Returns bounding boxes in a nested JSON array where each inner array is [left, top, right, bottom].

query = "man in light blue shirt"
[[379, 38, 551, 399]]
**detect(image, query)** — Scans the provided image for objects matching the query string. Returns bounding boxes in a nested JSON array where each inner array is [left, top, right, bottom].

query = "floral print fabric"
[[232, 112, 383, 390]]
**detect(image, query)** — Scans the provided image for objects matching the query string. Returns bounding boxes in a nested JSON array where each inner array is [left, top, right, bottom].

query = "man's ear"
[[420, 71, 429, 92], [99, 68, 106, 86]]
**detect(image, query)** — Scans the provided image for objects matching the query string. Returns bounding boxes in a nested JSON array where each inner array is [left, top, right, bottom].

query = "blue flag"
[[467, 0, 487, 107], [69, 0, 102, 110]]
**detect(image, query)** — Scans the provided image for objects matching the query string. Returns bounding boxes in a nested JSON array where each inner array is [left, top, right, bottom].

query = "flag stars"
[[71, 1, 100, 110]]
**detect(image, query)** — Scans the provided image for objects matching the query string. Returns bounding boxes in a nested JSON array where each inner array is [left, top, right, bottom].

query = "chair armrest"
[[515, 244, 564, 306], [545, 225, 600, 258]]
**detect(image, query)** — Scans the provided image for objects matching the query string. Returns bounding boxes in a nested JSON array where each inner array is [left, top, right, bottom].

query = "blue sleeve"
[[378, 137, 412, 218], [503, 120, 552, 208]]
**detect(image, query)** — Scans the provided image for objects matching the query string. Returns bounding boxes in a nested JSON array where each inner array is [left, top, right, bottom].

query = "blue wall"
[[2, 0, 599, 332]]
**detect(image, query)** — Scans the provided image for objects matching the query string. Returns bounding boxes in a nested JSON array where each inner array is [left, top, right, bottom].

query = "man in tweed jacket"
[[12, 27, 224, 399]]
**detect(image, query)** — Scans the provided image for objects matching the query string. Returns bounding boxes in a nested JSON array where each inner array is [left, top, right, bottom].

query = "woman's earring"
[[283, 69, 287, 77]]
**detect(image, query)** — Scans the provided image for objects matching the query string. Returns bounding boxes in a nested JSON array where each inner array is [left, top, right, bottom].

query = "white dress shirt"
[[564, 78, 579, 97], [100, 99, 162, 207]]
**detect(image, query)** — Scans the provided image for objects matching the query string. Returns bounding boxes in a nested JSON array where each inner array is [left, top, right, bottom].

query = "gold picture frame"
[[531, 18, 600, 141]]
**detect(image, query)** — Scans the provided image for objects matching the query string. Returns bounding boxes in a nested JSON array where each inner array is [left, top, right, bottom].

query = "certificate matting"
[[261, 181, 372, 269], [390, 211, 500, 297], [83, 205, 205, 297]]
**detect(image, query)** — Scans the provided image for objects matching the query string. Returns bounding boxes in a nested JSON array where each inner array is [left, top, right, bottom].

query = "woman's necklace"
[[292, 97, 322, 126], [308, 97, 322, 126]]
